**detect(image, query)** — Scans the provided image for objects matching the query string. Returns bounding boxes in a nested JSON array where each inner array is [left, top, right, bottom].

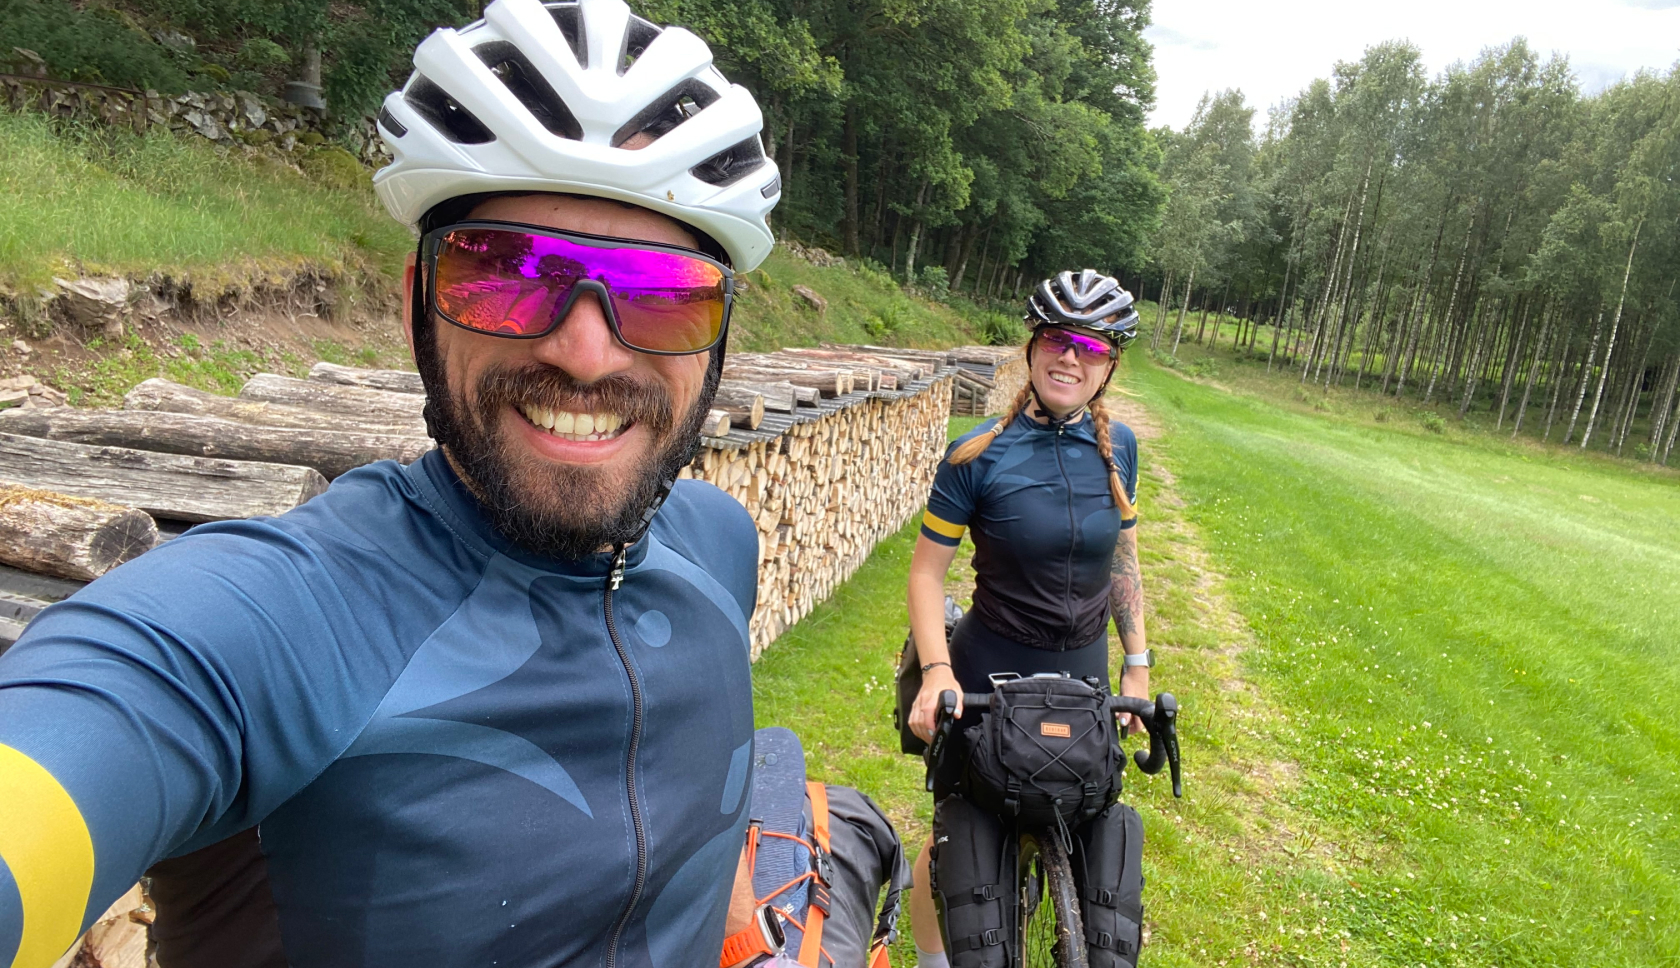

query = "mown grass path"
[[750, 353, 1679, 966]]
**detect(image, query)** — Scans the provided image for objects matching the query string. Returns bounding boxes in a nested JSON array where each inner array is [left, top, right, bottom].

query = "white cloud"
[[1145, 0, 1680, 132]]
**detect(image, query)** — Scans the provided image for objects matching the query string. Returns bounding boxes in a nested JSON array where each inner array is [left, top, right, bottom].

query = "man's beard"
[[417, 332, 718, 559]]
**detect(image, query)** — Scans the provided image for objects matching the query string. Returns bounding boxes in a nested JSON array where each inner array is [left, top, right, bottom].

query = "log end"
[[87, 508, 160, 576]]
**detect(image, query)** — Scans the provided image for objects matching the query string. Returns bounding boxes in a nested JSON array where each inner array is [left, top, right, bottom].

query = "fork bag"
[[1072, 803, 1145, 968], [929, 795, 1015, 968]]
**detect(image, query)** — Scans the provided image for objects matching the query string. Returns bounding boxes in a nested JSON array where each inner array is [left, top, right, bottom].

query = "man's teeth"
[[1050, 372, 1079, 385], [521, 404, 627, 441]]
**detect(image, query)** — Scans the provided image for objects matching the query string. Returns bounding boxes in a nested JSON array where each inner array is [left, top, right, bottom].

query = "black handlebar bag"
[[963, 675, 1120, 828]]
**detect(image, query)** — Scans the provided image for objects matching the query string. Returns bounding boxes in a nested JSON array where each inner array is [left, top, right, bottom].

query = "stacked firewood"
[[823, 343, 1027, 416], [682, 367, 953, 654], [0, 349, 958, 658]]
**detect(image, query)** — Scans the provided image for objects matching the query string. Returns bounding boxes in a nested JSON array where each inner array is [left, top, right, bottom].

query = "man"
[[0, 0, 781, 965]]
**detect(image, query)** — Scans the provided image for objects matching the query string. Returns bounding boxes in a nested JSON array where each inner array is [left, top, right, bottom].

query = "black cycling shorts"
[[933, 611, 1108, 799]]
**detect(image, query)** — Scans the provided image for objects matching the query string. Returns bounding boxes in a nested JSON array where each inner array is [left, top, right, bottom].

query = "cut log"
[[0, 407, 432, 480], [125, 379, 426, 437], [720, 379, 795, 413], [0, 433, 328, 522], [702, 409, 733, 437], [0, 485, 157, 580], [722, 365, 851, 397], [240, 374, 427, 425], [53, 883, 150, 968], [710, 385, 765, 430], [774, 348, 925, 381], [308, 361, 426, 395]]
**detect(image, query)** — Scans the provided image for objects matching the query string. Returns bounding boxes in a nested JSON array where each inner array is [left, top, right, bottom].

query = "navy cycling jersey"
[[921, 410, 1138, 651], [0, 449, 759, 968]]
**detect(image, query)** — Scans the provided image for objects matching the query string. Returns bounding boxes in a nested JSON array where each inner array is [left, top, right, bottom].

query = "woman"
[[905, 270, 1154, 968]]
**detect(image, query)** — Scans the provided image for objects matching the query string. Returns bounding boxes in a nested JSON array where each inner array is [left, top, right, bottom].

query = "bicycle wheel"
[[1017, 829, 1088, 968]]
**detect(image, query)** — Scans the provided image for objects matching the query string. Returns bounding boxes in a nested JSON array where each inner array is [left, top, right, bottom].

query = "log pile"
[[681, 369, 954, 655], [822, 343, 1027, 415], [0, 347, 963, 661]]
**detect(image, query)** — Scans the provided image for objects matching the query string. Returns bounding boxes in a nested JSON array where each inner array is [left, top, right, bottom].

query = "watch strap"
[[1121, 649, 1154, 669]]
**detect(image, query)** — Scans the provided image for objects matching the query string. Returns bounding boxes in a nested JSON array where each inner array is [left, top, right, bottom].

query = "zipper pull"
[[609, 544, 627, 591]]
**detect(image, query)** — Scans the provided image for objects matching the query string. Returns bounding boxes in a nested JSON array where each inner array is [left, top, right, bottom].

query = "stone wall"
[[0, 74, 390, 167]]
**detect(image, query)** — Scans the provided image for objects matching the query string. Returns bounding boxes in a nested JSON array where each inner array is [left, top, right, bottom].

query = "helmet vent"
[[546, 3, 587, 68], [376, 105, 407, 138], [619, 15, 662, 74], [474, 41, 583, 140], [405, 76, 495, 144], [691, 136, 768, 187], [610, 78, 721, 147]]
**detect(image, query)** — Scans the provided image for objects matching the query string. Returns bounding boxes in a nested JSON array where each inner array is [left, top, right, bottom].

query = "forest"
[[1147, 42, 1680, 464], [1, 0, 1165, 306], [8, 1, 1680, 464]]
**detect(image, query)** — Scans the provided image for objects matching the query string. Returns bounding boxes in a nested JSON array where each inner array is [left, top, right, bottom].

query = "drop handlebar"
[[925, 690, 1182, 798]]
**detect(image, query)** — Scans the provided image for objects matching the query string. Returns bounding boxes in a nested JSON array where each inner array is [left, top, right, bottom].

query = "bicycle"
[[924, 682, 1182, 968]]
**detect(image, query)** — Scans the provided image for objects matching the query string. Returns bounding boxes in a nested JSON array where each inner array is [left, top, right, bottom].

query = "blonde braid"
[[1088, 397, 1136, 518], [949, 380, 1033, 464]]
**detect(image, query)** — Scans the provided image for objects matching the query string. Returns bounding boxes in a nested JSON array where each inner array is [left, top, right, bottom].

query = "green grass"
[[0, 110, 410, 292], [727, 250, 1008, 352], [753, 354, 1680, 966], [1130, 356, 1679, 966]]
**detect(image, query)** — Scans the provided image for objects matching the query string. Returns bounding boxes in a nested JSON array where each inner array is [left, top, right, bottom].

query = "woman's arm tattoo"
[[1111, 528, 1143, 636]]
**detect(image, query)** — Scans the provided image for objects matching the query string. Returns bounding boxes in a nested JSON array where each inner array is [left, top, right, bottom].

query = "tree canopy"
[[1149, 41, 1680, 462]]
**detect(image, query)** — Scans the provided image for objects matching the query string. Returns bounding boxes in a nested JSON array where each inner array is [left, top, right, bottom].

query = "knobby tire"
[[1017, 830, 1087, 968]]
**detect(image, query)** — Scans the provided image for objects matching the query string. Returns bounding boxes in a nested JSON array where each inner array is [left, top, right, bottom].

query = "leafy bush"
[[235, 38, 290, 71], [1148, 348, 1182, 369], [916, 265, 950, 298], [1187, 357, 1219, 377], [1421, 412, 1446, 434], [978, 311, 1026, 346], [853, 258, 896, 292], [2, 0, 192, 92], [1373, 408, 1392, 422]]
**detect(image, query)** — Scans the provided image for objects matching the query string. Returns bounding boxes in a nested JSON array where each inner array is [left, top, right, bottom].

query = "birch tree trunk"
[[1171, 264, 1198, 357], [1511, 309, 1552, 436], [1563, 310, 1605, 444], [1579, 220, 1641, 448]]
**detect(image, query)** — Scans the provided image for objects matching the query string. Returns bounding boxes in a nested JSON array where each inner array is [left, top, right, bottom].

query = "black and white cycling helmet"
[[373, 0, 780, 270], [1026, 270, 1140, 349]]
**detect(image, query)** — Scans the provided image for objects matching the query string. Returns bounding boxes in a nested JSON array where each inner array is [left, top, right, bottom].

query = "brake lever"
[[1132, 692, 1183, 797], [924, 690, 958, 793]]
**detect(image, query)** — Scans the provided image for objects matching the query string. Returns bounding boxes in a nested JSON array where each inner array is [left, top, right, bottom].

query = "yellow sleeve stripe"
[[921, 510, 966, 540], [0, 744, 95, 968]]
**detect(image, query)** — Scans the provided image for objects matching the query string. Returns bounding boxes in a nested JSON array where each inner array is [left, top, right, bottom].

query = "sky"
[[1144, 0, 1680, 132]]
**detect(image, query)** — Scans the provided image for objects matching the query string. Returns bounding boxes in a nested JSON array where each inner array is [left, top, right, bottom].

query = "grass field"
[[752, 351, 1680, 966], [0, 110, 410, 292]]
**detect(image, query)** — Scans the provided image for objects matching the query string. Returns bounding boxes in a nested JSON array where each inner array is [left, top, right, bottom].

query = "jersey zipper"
[[604, 545, 647, 968], [1052, 422, 1078, 646]]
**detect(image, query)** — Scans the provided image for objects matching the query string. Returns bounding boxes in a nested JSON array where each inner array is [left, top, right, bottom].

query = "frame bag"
[[964, 676, 1120, 828], [1072, 803, 1146, 968]]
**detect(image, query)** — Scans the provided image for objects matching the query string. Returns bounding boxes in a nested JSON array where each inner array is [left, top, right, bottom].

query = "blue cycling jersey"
[[0, 449, 759, 968], [920, 410, 1138, 650]]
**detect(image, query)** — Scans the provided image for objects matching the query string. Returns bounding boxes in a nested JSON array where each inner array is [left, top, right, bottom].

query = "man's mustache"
[[474, 363, 674, 436]]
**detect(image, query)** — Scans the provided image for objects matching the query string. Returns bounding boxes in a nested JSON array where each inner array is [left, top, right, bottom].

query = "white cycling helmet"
[[372, 0, 780, 270]]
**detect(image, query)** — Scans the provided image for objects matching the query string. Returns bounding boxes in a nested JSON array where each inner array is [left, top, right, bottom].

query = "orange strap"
[[797, 782, 831, 967], [720, 921, 775, 968], [867, 941, 892, 968]]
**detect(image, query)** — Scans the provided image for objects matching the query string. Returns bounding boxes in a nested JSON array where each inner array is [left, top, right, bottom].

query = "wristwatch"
[[720, 904, 786, 968], [1121, 649, 1154, 669]]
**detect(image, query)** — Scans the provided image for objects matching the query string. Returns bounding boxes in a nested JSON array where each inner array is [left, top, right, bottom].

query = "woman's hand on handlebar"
[[1117, 663, 1150, 736], [909, 667, 963, 742]]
